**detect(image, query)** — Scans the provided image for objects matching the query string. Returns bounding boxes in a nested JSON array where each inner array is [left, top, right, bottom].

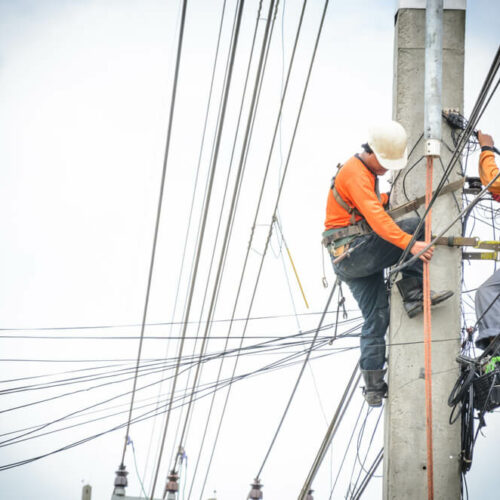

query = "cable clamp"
[[425, 138, 441, 157]]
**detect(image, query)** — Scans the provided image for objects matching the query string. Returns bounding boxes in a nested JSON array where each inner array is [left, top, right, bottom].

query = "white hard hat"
[[367, 120, 408, 171]]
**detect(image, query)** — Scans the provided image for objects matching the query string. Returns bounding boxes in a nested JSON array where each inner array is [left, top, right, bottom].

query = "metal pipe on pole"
[[422, 3, 443, 498], [424, 0, 443, 156]]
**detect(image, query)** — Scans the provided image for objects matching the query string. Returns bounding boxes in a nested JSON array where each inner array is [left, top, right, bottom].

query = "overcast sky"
[[0, 1, 499, 499]]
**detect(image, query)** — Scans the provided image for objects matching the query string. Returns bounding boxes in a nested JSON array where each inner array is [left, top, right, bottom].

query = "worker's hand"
[[410, 241, 434, 263], [477, 130, 494, 148]]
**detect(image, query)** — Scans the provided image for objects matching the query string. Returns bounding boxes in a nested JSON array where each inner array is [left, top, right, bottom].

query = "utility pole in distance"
[[384, 1, 465, 499]]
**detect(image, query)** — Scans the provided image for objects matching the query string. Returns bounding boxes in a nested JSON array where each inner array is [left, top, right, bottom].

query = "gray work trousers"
[[475, 269, 500, 349]]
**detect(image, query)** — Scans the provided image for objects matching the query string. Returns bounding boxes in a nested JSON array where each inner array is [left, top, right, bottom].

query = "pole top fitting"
[[425, 138, 441, 157], [249, 478, 264, 499], [165, 470, 180, 493], [113, 464, 128, 496]]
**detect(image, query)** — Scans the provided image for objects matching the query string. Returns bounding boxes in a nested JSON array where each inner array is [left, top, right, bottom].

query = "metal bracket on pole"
[[426, 138, 441, 157]]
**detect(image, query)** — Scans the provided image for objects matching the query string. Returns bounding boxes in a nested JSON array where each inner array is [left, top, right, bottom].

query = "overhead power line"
[[117, 0, 189, 474], [147, 2, 248, 497], [170, 0, 282, 477]]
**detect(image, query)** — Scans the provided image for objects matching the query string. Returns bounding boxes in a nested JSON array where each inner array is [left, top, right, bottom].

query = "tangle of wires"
[[447, 336, 500, 479], [443, 110, 481, 157]]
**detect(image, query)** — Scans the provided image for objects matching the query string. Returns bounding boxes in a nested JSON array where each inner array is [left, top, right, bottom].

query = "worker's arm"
[[343, 172, 412, 250], [477, 131, 500, 195]]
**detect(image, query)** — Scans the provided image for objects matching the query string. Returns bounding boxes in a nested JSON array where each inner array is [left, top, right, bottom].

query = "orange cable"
[[424, 155, 434, 500]]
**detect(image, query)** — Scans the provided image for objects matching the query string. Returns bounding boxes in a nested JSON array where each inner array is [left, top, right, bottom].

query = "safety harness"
[[322, 160, 381, 248], [322, 161, 465, 249]]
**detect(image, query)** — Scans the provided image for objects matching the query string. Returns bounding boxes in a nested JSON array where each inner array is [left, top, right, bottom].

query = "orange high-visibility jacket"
[[479, 150, 500, 195], [324, 155, 413, 250]]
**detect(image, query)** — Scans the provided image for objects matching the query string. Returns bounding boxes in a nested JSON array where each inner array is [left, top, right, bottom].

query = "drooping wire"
[[0, 335, 346, 472]]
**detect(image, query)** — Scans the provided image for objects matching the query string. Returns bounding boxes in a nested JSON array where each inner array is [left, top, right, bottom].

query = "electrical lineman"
[[323, 120, 453, 406], [474, 131, 500, 352]]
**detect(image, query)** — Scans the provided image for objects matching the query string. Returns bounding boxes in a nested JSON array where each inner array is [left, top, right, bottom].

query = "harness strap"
[[330, 162, 381, 226]]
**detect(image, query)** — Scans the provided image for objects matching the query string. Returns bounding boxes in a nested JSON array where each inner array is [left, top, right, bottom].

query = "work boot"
[[361, 369, 388, 407], [396, 277, 454, 318]]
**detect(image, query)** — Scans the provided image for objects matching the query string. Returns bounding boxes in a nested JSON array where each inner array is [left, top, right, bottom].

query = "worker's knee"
[[396, 216, 422, 237]]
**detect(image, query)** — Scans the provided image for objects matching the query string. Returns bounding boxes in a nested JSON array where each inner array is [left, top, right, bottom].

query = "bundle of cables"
[[448, 336, 500, 473]]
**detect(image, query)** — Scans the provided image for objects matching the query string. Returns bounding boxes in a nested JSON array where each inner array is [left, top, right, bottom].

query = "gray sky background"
[[0, 1, 499, 499]]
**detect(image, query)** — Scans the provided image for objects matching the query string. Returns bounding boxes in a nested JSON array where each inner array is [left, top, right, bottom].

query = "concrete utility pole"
[[384, 1, 465, 499]]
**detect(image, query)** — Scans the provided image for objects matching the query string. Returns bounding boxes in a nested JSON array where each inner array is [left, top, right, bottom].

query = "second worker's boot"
[[361, 369, 388, 407], [396, 277, 454, 318]]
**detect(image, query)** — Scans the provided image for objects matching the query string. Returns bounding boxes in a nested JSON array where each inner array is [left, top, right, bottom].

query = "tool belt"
[[321, 220, 371, 248]]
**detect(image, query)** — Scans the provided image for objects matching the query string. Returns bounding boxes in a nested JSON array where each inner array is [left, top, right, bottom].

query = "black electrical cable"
[[0, 310, 357, 333], [117, 0, 189, 473], [255, 279, 337, 480], [5, 337, 335, 447], [298, 363, 360, 499], [187, 0, 318, 494], [165, 0, 268, 469], [171, 0, 281, 474], [391, 48, 500, 277], [1, 341, 334, 449], [0, 335, 341, 471], [141, 0, 238, 480], [148, 0, 247, 482], [1, 322, 346, 421], [328, 401, 366, 500], [391, 168, 500, 277], [389, 133, 424, 197], [351, 448, 383, 500], [0, 333, 466, 462], [345, 405, 370, 498], [197, 1, 332, 495], [350, 407, 383, 497]]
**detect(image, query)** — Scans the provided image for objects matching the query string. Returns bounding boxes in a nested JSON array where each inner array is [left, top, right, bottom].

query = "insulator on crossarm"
[[164, 470, 179, 500], [248, 478, 263, 499], [113, 464, 128, 496]]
